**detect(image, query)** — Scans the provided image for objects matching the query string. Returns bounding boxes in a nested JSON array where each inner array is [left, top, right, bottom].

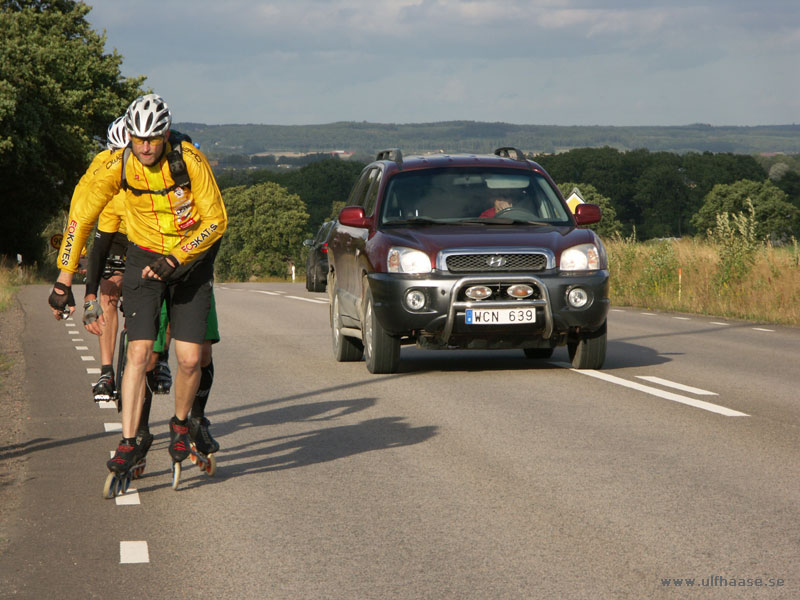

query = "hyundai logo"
[[487, 255, 507, 267]]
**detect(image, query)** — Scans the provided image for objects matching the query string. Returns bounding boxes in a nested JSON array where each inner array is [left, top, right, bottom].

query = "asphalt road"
[[2, 282, 799, 599]]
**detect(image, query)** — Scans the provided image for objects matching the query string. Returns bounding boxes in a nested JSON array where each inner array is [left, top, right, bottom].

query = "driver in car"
[[480, 193, 514, 218]]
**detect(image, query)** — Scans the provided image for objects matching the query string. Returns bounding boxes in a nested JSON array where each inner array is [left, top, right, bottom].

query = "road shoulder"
[[0, 293, 27, 557]]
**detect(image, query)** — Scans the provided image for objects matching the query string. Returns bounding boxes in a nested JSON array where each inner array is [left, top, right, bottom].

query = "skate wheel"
[[120, 472, 132, 494], [206, 453, 216, 477], [171, 461, 181, 490], [103, 472, 117, 499], [189, 450, 198, 466]]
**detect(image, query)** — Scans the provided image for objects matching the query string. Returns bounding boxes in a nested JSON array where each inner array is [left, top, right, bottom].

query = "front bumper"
[[368, 270, 609, 348]]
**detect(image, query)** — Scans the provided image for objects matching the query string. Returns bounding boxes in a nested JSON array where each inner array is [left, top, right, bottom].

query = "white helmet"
[[125, 93, 172, 137], [106, 116, 129, 150]]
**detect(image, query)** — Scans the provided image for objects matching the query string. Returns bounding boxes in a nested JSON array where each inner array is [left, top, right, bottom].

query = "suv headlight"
[[387, 247, 432, 273], [560, 244, 602, 271]]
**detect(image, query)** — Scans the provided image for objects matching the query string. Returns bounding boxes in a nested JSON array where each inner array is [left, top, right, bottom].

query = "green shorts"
[[153, 291, 219, 353]]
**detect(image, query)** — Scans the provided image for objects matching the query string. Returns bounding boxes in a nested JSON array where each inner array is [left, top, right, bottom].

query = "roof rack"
[[376, 148, 403, 164], [494, 147, 527, 162]]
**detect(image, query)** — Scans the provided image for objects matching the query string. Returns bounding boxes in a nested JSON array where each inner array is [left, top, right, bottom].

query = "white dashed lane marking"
[[81, 356, 95, 362], [104, 423, 122, 432], [75, 345, 89, 350], [119, 541, 149, 564], [555, 363, 749, 417], [87, 367, 101, 375], [635, 375, 718, 396], [286, 295, 329, 304]]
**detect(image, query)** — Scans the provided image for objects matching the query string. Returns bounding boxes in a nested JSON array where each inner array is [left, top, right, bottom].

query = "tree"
[[556, 182, 622, 238], [632, 161, 690, 238], [691, 180, 799, 241], [281, 158, 364, 233], [0, 0, 144, 263], [215, 182, 309, 280]]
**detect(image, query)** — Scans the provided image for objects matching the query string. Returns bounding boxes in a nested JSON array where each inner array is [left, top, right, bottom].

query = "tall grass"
[[0, 258, 39, 312], [606, 209, 800, 325]]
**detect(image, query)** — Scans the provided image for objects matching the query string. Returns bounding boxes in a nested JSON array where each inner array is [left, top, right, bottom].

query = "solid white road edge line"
[[635, 375, 718, 396], [554, 363, 749, 417]]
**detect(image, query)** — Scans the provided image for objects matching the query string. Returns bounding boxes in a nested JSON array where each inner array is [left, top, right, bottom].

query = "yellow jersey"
[[57, 141, 227, 273]]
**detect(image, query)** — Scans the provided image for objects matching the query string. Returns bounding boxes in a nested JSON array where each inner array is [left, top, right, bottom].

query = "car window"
[[346, 169, 373, 207], [363, 169, 383, 217], [380, 167, 571, 225]]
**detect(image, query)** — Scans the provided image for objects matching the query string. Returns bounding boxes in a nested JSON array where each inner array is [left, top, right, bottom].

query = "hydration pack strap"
[[121, 138, 191, 196]]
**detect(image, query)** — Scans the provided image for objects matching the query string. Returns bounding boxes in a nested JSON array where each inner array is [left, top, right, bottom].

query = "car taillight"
[[321, 243, 328, 254]]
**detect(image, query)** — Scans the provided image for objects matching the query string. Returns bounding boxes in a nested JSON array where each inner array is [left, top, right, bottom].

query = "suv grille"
[[445, 253, 548, 273]]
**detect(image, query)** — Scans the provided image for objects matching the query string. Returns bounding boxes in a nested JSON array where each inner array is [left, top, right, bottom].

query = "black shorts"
[[122, 242, 218, 344]]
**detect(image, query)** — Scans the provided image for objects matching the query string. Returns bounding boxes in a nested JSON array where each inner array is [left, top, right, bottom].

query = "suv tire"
[[568, 321, 607, 369], [363, 288, 400, 374], [331, 290, 363, 362]]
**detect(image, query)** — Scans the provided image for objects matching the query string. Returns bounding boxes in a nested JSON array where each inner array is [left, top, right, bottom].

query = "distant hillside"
[[174, 121, 800, 157]]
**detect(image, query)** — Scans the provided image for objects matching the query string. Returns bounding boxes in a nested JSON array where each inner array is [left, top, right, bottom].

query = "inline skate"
[[103, 437, 145, 499], [150, 356, 172, 395], [92, 370, 116, 403], [168, 416, 191, 489], [188, 416, 218, 476]]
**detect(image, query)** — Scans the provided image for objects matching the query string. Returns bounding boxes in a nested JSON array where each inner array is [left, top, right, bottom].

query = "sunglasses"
[[130, 135, 165, 146]]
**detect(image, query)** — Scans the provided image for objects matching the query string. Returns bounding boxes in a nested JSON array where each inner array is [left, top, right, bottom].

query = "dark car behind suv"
[[303, 220, 335, 292], [327, 147, 609, 374]]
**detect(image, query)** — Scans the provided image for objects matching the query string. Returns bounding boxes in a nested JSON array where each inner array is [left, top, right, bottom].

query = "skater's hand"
[[83, 299, 105, 335], [143, 254, 179, 281], [48, 281, 75, 320]]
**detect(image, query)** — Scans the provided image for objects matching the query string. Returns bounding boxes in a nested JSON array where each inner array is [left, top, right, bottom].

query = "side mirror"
[[338, 206, 370, 228], [574, 203, 602, 226]]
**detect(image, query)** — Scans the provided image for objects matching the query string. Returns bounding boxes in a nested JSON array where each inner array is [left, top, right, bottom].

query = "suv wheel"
[[568, 321, 606, 369], [363, 288, 400, 374], [331, 291, 363, 362]]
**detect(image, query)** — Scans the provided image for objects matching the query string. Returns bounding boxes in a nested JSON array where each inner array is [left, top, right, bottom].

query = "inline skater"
[[49, 93, 227, 491], [82, 116, 130, 402]]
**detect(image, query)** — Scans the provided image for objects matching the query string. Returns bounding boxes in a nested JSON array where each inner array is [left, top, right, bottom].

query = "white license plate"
[[465, 307, 537, 325]]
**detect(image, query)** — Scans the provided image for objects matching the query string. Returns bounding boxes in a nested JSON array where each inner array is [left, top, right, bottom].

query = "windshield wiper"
[[457, 217, 550, 226], [383, 217, 442, 225]]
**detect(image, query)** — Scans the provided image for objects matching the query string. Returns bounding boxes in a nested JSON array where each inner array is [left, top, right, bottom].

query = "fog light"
[[405, 289, 426, 311], [465, 285, 492, 300], [567, 287, 589, 308], [507, 284, 534, 299]]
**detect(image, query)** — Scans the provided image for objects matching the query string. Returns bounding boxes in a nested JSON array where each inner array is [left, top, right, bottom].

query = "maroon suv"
[[327, 147, 609, 374]]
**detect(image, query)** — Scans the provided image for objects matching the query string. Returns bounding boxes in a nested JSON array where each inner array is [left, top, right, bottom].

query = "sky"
[[86, 0, 800, 127]]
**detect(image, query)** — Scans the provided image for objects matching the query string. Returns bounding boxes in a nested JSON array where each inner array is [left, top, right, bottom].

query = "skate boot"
[[189, 416, 220, 455], [151, 359, 172, 394], [168, 417, 191, 462], [131, 428, 154, 479], [103, 437, 142, 499], [169, 417, 192, 490], [92, 371, 116, 402]]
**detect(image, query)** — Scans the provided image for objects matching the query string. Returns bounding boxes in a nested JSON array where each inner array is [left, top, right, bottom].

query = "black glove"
[[148, 255, 179, 280], [48, 281, 75, 312], [83, 299, 104, 325]]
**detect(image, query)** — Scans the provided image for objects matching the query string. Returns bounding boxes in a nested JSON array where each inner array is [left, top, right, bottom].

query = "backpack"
[[121, 131, 193, 196]]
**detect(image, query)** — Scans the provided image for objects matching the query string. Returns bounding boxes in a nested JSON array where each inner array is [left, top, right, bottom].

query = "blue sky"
[[86, 0, 800, 127]]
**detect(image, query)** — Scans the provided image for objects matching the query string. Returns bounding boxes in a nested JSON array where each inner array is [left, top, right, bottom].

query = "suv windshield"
[[380, 167, 571, 226]]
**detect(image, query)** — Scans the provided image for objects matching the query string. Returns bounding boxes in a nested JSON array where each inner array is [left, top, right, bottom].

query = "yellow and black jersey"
[[57, 141, 227, 273]]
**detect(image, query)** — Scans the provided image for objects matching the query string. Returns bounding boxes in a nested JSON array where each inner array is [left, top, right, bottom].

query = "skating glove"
[[148, 254, 179, 280], [83, 299, 104, 325], [48, 282, 75, 314]]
